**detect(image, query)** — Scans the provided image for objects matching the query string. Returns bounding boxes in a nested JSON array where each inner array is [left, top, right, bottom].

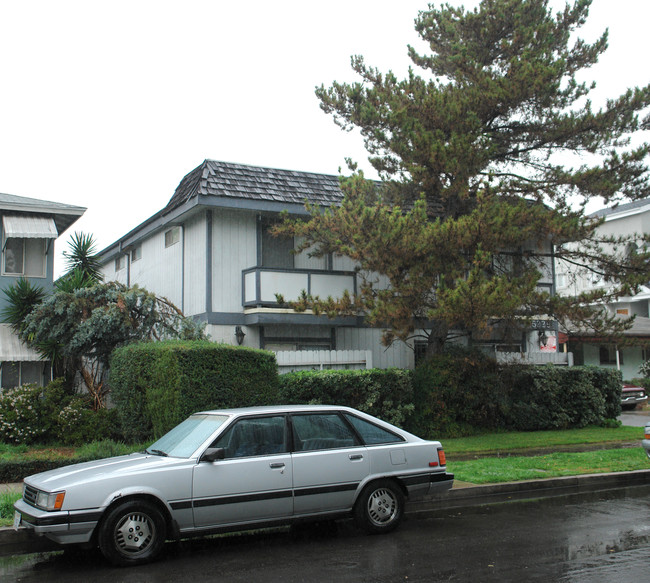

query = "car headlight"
[[35, 490, 66, 511]]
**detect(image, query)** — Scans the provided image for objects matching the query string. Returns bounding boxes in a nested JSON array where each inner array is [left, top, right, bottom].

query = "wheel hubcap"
[[115, 513, 154, 553], [367, 488, 398, 526]]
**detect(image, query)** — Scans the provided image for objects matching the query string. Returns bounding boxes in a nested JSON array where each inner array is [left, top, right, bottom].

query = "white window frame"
[[131, 245, 142, 262], [2, 237, 47, 278], [165, 227, 180, 248], [115, 255, 127, 272]]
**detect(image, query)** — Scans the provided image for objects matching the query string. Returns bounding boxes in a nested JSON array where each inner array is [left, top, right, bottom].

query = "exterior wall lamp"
[[235, 326, 246, 345]]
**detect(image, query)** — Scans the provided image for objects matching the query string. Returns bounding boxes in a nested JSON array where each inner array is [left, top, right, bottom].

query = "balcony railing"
[[242, 267, 356, 307]]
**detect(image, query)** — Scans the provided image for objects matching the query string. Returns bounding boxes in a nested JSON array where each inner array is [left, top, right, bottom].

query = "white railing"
[[242, 267, 356, 306], [275, 350, 372, 373], [495, 351, 574, 366]]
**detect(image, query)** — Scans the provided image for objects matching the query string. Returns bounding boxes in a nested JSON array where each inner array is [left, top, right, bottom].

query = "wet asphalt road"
[[2, 485, 650, 582]]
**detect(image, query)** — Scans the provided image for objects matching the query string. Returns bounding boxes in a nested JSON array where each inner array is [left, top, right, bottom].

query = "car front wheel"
[[354, 479, 404, 534], [98, 499, 167, 566]]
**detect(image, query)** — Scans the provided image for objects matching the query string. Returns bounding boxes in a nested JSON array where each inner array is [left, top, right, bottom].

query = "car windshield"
[[146, 414, 229, 458]]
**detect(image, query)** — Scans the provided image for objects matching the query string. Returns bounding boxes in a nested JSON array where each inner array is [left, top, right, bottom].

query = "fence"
[[275, 350, 372, 373]]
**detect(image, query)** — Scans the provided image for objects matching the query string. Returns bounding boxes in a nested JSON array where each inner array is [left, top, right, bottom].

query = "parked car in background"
[[621, 384, 648, 410], [14, 405, 454, 566]]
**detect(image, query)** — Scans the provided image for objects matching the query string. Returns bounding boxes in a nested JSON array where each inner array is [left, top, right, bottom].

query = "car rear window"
[[344, 413, 404, 445]]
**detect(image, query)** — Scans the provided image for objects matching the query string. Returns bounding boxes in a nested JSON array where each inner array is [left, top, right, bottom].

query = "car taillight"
[[429, 447, 447, 467]]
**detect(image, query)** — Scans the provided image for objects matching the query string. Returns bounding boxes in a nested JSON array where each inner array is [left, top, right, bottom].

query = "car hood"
[[25, 452, 191, 492]]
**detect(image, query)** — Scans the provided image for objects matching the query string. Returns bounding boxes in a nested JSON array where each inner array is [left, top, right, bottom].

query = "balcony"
[[242, 267, 357, 307]]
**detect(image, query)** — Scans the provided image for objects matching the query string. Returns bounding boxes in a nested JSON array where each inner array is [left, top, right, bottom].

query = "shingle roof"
[[164, 160, 345, 212], [590, 197, 650, 219]]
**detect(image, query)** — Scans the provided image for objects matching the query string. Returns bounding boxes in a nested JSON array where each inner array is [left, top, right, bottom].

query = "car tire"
[[354, 479, 404, 535], [98, 499, 167, 567]]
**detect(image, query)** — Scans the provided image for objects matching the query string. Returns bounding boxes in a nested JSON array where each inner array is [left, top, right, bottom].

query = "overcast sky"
[[0, 0, 648, 276]]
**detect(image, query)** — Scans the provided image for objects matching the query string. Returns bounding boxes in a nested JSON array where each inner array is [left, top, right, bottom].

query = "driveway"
[[619, 407, 650, 427]]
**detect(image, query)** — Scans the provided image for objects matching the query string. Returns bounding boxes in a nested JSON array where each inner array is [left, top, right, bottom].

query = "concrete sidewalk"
[[2, 468, 650, 558]]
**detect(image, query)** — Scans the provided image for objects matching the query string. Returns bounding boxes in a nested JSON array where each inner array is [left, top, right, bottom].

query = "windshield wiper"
[[146, 449, 168, 457]]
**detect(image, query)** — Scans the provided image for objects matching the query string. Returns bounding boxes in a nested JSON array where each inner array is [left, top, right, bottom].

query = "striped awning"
[[0, 324, 42, 361], [2, 215, 58, 239]]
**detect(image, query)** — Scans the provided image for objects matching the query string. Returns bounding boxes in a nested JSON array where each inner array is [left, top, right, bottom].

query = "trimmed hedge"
[[411, 348, 623, 438], [278, 369, 414, 427], [109, 340, 280, 441]]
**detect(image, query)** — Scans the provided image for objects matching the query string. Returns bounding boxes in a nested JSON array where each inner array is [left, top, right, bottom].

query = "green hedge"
[[109, 340, 280, 441], [278, 368, 414, 427], [411, 349, 622, 438]]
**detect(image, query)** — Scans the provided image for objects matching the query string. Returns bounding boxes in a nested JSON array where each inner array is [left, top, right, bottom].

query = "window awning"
[[0, 325, 42, 362], [2, 215, 58, 239]]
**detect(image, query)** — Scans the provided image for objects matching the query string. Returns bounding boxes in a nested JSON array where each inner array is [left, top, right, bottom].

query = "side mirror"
[[200, 447, 226, 463]]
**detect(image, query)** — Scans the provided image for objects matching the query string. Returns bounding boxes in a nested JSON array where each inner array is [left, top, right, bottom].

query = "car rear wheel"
[[354, 479, 404, 534], [98, 499, 167, 566]]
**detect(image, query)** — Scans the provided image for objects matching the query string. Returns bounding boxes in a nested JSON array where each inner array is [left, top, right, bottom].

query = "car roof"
[[193, 404, 358, 416]]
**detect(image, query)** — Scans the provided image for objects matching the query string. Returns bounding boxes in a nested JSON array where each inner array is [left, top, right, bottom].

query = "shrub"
[[0, 379, 122, 446], [278, 368, 414, 427], [410, 348, 505, 438], [0, 380, 72, 444], [110, 340, 280, 441], [504, 365, 610, 431], [411, 348, 622, 437]]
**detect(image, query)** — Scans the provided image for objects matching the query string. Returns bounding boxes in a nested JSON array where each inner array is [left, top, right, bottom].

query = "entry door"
[[192, 415, 293, 528]]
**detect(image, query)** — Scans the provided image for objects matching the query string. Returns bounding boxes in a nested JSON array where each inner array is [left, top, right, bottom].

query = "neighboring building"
[[97, 160, 565, 370], [0, 193, 86, 388], [556, 198, 650, 380]]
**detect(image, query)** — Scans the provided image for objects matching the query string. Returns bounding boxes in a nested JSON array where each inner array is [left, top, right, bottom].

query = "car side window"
[[291, 413, 358, 451], [212, 416, 287, 458], [343, 413, 405, 445]]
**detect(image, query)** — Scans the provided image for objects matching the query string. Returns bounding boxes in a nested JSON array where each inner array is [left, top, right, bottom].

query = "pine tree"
[[276, 0, 650, 354]]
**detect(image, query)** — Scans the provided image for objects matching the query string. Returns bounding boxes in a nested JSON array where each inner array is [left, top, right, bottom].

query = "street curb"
[[3, 469, 650, 558], [406, 469, 650, 515]]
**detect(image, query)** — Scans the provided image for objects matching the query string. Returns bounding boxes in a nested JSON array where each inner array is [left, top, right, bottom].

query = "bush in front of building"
[[502, 365, 620, 431], [278, 368, 414, 428], [410, 347, 506, 438], [109, 340, 280, 441], [410, 347, 623, 438], [0, 379, 121, 445]]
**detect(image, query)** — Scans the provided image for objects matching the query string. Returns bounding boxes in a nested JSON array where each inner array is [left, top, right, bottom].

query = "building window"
[[2, 238, 46, 277], [115, 255, 127, 271], [599, 345, 622, 365], [131, 245, 142, 262], [0, 361, 47, 389], [165, 227, 180, 248]]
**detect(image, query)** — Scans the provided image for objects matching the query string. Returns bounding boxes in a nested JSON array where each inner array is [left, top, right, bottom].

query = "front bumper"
[[621, 395, 648, 406], [14, 498, 100, 545]]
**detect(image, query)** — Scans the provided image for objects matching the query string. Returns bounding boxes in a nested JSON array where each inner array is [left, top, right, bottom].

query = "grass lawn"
[[442, 425, 643, 454], [449, 448, 649, 484]]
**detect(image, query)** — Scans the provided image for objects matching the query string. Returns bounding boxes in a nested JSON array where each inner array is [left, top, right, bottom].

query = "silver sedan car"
[[14, 405, 453, 566]]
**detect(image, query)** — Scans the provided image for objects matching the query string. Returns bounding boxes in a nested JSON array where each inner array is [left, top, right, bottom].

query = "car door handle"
[[349, 454, 364, 461], [269, 462, 285, 469]]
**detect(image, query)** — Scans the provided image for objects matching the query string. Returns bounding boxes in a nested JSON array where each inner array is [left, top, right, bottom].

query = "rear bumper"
[[400, 471, 454, 498], [13, 499, 99, 545], [427, 472, 454, 495]]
